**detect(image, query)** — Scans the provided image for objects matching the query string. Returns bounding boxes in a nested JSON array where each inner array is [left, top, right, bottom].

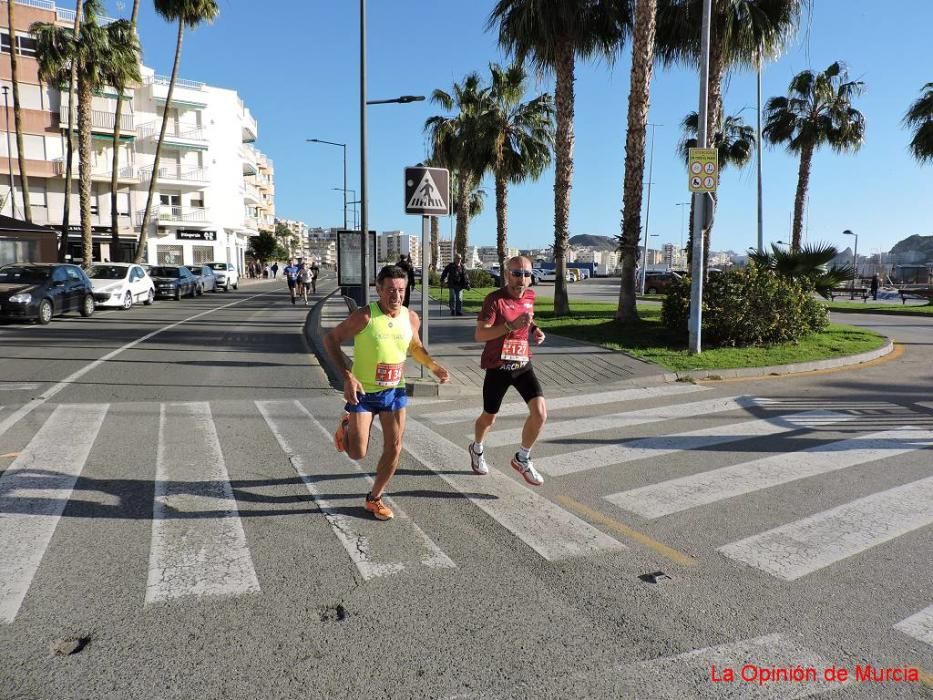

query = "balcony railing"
[[60, 106, 134, 132], [51, 159, 136, 180], [57, 6, 116, 24], [145, 75, 206, 91], [136, 205, 209, 226], [139, 165, 209, 183], [137, 122, 206, 143], [242, 184, 262, 202]]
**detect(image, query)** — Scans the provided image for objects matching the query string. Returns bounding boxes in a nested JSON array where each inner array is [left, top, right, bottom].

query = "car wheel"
[[211, 283, 218, 293], [37, 299, 53, 325], [233, 282, 238, 290], [223, 283, 230, 292], [195, 284, 203, 297], [80, 294, 95, 317], [144, 289, 154, 305], [122, 291, 133, 310], [175, 288, 181, 301]]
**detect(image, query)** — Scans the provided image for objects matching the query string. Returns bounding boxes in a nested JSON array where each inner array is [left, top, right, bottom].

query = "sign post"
[[404, 166, 450, 379]]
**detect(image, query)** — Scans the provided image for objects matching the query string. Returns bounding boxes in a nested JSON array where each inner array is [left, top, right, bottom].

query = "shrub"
[[661, 264, 828, 347], [467, 269, 494, 288], [428, 269, 441, 287]]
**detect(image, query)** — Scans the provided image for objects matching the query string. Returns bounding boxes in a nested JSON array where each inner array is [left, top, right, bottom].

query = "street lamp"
[[307, 139, 347, 231], [675, 201, 690, 250], [843, 229, 858, 290], [1, 86, 16, 219], [331, 186, 356, 229]]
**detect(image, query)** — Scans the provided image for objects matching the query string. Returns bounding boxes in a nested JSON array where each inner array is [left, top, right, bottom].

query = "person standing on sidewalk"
[[323, 265, 451, 521], [467, 256, 546, 486], [440, 254, 471, 316]]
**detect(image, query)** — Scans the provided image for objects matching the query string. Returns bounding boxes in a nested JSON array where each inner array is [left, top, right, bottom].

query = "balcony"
[[138, 122, 208, 149], [240, 145, 259, 175], [59, 106, 135, 135], [240, 99, 258, 143], [56, 5, 116, 24], [137, 205, 209, 227], [139, 164, 209, 187], [144, 74, 207, 110], [242, 184, 262, 205], [51, 159, 138, 183]]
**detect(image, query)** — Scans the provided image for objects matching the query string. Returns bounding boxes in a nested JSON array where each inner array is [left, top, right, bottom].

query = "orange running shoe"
[[334, 413, 350, 452], [364, 494, 394, 521]]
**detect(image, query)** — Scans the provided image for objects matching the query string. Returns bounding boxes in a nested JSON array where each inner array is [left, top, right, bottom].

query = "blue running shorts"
[[345, 387, 408, 414]]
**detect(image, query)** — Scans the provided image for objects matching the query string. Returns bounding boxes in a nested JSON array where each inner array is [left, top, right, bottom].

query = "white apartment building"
[[276, 218, 308, 258], [662, 243, 688, 270], [0, 0, 273, 271], [308, 227, 337, 268], [574, 248, 621, 275], [477, 245, 519, 266], [378, 230, 420, 268]]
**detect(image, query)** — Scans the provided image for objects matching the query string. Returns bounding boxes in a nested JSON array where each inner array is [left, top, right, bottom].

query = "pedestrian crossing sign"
[[405, 166, 449, 215]]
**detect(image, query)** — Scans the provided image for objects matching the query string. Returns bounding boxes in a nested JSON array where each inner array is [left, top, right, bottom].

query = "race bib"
[[500, 338, 529, 363], [374, 362, 404, 387]]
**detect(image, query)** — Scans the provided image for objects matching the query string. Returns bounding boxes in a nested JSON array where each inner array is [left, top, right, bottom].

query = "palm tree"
[[655, 0, 806, 141], [481, 62, 554, 274], [7, 0, 33, 222], [748, 242, 853, 298], [489, 0, 631, 316], [615, 0, 658, 322], [59, 0, 82, 261], [904, 82, 933, 164], [424, 73, 488, 259], [763, 61, 866, 250], [109, 0, 141, 261], [32, 0, 140, 269], [678, 110, 754, 268], [134, 0, 220, 263]]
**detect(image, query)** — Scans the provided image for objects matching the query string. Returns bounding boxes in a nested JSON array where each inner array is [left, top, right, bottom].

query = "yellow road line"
[[699, 342, 904, 384], [555, 495, 697, 567], [1, 452, 18, 459]]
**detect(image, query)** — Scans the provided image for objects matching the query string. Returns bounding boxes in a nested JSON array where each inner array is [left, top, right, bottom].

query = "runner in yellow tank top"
[[324, 265, 450, 520]]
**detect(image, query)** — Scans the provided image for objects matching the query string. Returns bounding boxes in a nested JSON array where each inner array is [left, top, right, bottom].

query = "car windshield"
[[88, 265, 126, 280], [208, 263, 226, 271], [150, 267, 179, 278], [0, 266, 51, 282]]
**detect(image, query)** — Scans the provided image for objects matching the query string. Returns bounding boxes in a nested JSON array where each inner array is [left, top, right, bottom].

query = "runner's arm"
[[408, 311, 450, 383], [475, 311, 532, 342], [323, 308, 371, 404]]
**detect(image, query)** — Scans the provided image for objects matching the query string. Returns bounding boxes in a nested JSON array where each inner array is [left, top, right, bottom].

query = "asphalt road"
[[0, 276, 930, 699]]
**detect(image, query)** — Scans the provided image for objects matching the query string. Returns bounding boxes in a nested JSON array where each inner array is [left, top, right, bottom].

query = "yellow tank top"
[[352, 302, 413, 393]]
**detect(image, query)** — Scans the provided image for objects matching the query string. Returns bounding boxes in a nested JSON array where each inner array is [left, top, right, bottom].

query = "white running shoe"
[[510, 453, 543, 486], [468, 442, 489, 475]]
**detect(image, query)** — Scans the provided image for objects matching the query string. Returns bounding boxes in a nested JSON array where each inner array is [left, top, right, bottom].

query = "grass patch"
[[821, 301, 933, 316], [429, 287, 888, 373]]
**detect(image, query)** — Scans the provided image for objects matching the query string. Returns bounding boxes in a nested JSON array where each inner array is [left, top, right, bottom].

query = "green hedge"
[[661, 265, 828, 347]]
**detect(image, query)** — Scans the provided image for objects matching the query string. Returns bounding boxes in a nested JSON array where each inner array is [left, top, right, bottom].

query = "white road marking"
[[146, 403, 259, 604], [257, 400, 454, 580], [477, 394, 772, 447], [0, 384, 41, 391], [403, 417, 625, 561], [425, 383, 707, 424], [607, 424, 929, 519], [894, 605, 933, 646], [0, 403, 109, 623], [0, 290, 276, 438], [535, 409, 855, 477], [719, 475, 933, 581]]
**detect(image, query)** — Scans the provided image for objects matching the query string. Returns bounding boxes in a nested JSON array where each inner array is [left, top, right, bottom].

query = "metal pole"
[[688, 0, 713, 354], [2, 87, 17, 219], [756, 43, 764, 254], [420, 215, 429, 379], [641, 122, 660, 295], [359, 0, 369, 306], [342, 144, 347, 232]]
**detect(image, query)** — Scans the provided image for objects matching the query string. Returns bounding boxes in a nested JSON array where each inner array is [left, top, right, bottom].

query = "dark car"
[[149, 265, 199, 300], [0, 263, 96, 324], [643, 270, 682, 295], [189, 264, 218, 293]]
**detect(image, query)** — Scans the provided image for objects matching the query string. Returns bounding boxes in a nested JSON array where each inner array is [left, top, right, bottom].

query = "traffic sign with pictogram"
[[688, 148, 718, 193], [404, 167, 450, 215]]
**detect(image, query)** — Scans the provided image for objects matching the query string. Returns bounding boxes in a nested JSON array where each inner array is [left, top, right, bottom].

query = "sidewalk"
[[305, 289, 670, 397]]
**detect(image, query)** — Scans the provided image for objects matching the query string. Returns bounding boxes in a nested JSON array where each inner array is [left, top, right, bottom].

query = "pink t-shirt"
[[478, 287, 536, 369]]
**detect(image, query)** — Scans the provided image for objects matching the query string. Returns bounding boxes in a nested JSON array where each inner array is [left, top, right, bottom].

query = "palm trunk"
[[429, 216, 438, 272], [135, 18, 184, 263], [791, 143, 813, 251], [77, 74, 93, 269], [59, 0, 82, 261], [616, 0, 657, 322], [552, 39, 575, 316], [7, 0, 31, 222], [494, 162, 508, 279], [110, 0, 140, 262], [453, 173, 468, 258]]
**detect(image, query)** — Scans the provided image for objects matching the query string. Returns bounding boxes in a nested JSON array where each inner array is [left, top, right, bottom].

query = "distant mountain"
[[569, 234, 616, 249], [890, 234, 933, 263]]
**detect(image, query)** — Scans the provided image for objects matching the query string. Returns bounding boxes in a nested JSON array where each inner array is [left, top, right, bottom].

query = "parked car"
[[88, 263, 155, 309], [0, 263, 95, 324], [205, 262, 239, 291], [149, 265, 199, 300], [643, 270, 682, 295], [537, 269, 574, 283], [491, 267, 540, 286], [188, 264, 218, 293]]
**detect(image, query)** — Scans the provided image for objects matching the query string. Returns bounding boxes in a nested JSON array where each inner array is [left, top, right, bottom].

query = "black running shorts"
[[482, 363, 543, 415]]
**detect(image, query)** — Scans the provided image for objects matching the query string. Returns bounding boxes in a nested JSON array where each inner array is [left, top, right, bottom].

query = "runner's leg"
[[371, 408, 405, 498], [346, 411, 374, 460]]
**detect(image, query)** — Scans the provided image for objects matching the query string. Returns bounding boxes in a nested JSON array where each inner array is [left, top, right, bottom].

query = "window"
[[193, 246, 214, 264], [117, 192, 130, 216], [157, 245, 183, 265], [0, 32, 38, 58], [159, 194, 181, 207], [30, 183, 47, 209]]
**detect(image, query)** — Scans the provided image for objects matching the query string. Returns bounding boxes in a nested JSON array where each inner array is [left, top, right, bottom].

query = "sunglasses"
[[509, 269, 533, 278]]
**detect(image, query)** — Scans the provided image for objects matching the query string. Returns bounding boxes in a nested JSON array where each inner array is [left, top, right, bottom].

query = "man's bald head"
[[507, 255, 531, 270]]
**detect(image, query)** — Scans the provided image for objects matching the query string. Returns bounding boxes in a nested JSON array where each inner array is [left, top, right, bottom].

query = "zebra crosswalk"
[[0, 383, 930, 646]]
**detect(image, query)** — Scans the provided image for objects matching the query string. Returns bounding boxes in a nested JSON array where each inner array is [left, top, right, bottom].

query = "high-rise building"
[[378, 230, 420, 268]]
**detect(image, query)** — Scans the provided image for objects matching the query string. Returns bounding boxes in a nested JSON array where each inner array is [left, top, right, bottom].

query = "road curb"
[[305, 288, 352, 392]]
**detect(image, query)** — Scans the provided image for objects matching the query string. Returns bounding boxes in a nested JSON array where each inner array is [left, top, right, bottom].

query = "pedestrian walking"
[[397, 255, 416, 308], [310, 259, 319, 294], [440, 254, 470, 316], [271, 262, 279, 279], [323, 265, 450, 520], [467, 256, 547, 487], [870, 273, 880, 301], [263, 264, 270, 279]]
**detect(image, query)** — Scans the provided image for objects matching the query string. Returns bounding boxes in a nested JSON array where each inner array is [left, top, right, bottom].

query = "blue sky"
[[121, 1, 931, 257]]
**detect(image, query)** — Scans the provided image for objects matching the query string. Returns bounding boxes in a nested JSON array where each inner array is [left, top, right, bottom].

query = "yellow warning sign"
[[688, 148, 718, 193]]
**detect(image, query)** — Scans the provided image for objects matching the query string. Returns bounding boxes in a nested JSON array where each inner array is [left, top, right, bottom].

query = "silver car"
[[205, 262, 239, 291]]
